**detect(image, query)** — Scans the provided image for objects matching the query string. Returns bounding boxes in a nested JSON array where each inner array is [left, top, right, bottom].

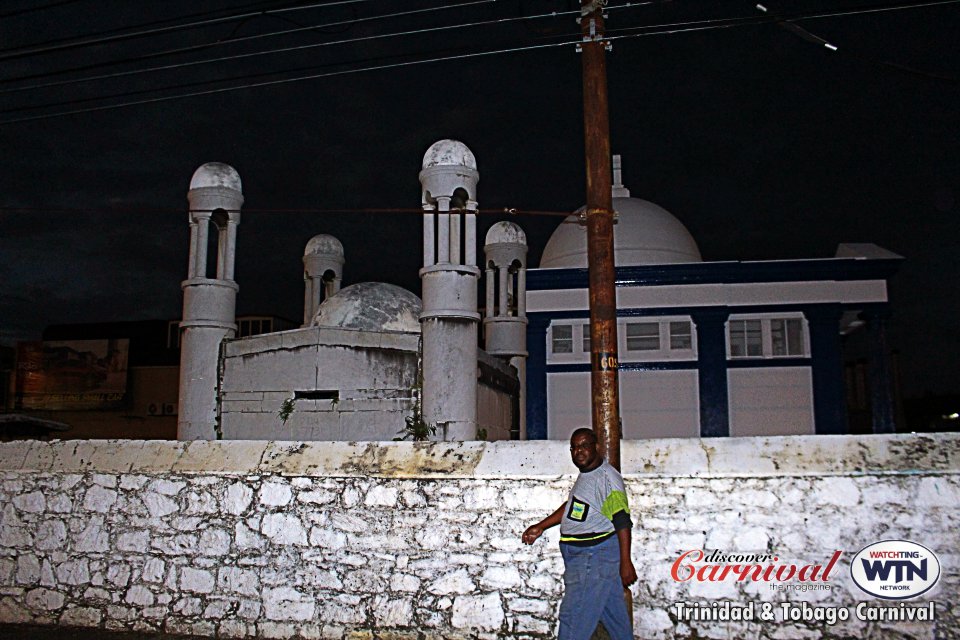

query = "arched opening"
[[321, 269, 338, 302]]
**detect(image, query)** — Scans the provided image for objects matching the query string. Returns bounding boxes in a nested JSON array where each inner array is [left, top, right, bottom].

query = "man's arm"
[[521, 503, 566, 545], [617, 527, 638, 587]]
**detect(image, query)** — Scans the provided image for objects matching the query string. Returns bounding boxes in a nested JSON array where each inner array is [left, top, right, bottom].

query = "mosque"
[[172, 139, 901, 442]]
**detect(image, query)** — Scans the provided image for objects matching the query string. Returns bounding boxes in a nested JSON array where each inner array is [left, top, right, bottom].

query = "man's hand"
[[521, 524, 544, 545], [620, 558, 638, 587]]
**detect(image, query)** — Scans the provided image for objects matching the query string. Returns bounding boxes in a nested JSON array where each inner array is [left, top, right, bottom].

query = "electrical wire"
[[1, 1, 567, 94], [0, 0, 496, 87], [0, 0, 391, 61], [2, 0, 957, 125], [0, 205, 573, 218], [0, 0, 84, 19]]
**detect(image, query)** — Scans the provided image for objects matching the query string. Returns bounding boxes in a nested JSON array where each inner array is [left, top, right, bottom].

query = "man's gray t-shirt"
[[559, 460, 632, 544]]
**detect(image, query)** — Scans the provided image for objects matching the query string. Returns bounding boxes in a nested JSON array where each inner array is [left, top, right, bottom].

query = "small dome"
[[304, 234, 344, 257], [485, 221, 527, 246], [190, 162, 242, 192], [422, 140, 477, 170], [313, 282, 422, 333], [539, 197, 702, 268]]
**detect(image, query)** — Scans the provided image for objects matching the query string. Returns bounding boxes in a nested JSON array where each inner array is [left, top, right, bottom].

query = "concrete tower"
[[177, 162, 243, 440], [483, 221, 528, 437], [419, 140, 481, 441], [303, 234, 344, 326]]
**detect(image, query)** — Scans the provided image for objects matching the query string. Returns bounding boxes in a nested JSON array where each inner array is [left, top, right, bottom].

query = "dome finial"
[[611, 154, 630, 198]]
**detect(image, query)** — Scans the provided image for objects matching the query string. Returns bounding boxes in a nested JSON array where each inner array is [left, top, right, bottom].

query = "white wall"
[[548, 370, 700, 440], [728, 367, 814, 436], [0, 435, 956, 639]]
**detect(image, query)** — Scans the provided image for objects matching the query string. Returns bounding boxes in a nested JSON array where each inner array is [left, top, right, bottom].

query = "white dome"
[[304, 234, 344, 257], [189, 162, 242, 192], [422, 140, 477, 170], [313, 282, 421, 333], [539, 197, 702, 268], [485, 221, 526, 245]]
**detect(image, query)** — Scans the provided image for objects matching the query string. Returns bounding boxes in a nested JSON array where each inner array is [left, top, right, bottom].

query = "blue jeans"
[[558, 535, 632, 640]]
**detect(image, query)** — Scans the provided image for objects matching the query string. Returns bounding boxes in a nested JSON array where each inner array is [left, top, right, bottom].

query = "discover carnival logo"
[[850, 540, 941, 600], [671, 549, 843, 584]]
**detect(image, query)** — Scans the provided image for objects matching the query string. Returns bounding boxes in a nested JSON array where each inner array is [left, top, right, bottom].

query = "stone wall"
[[0, 434, 957, 639]]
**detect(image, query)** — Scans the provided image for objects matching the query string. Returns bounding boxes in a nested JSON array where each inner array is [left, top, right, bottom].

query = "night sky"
[[1, 0, 958, 399]]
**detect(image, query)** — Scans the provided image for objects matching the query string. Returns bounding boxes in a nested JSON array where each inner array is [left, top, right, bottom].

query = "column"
[[691, 309, 730, 437], [807, 304, 847, 435]]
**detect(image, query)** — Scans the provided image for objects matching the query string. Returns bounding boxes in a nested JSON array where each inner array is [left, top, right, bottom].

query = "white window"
[[626, 322, 660, 351], [551, 324, 573, 354], [729, 320, 763, 357], [547, 316, 696, 364], [728, 316, 809, 359], [669, 321, 692, 350], [771, 318, 804, 356]]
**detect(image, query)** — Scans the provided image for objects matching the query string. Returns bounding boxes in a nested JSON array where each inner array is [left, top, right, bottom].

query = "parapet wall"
[[0, 434, 957, 639]]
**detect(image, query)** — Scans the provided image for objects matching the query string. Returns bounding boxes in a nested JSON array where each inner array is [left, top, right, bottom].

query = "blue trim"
[[547, 359, 810, 373], [528, 259, 901, 291], [547, 361, 699, 373], [862, 308, 895, 433], [727, 358, 811, 368], [691, 309, 730, 437], [525, 316, 550, 440], [527, 302, 890, 319], [806, 305, 847, 434]]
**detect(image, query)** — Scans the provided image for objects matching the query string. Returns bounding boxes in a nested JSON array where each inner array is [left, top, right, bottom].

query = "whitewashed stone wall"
[[0, 435, 956, 639]]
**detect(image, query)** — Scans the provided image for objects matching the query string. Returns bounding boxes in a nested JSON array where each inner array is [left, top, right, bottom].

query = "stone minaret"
[[177, 162, 243, 440], [483, 221, 529, 438], [418, 140, 481, 441], [303, 234, 344, 326]]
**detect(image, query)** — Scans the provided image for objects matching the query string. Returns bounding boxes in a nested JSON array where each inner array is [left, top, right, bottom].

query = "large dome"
[[313, 282, 421, 333], [539, 197, 702, 268]]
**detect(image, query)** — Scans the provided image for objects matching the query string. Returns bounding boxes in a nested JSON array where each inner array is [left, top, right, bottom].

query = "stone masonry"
[[0, 435, 957, 639]]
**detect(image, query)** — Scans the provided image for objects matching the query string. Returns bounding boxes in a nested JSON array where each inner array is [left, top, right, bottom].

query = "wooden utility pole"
[[579, 0, 621, 470]]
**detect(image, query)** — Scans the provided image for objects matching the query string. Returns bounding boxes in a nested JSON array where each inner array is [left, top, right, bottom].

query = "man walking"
[[522, 428, 637, 640]]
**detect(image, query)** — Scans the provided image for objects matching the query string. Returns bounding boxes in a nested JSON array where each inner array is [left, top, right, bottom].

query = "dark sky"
[[1, 0, 958, 398]]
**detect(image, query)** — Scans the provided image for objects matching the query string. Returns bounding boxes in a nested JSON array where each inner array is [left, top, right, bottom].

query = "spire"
[[611, 154, 630, 198]]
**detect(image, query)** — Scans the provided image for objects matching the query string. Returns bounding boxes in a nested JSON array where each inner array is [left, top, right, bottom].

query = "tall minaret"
[[418, 140, 481, 441], [177, 162, 243, 440], [303, 234, 344, 326], [483, 221, 528, 438]]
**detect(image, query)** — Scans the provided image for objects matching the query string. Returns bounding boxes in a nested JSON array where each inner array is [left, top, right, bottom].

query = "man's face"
[[569, 432, 600, 471]]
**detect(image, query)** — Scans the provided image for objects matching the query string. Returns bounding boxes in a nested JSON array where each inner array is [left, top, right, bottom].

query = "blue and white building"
[[524, 158, 902, 441]]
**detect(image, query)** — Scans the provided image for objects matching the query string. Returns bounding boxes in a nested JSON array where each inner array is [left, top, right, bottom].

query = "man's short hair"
[[570, 427, 597, 444]]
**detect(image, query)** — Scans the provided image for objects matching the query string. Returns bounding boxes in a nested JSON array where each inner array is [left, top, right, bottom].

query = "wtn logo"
[[861, 558, 927, 583], [851, 541, 941, 600]]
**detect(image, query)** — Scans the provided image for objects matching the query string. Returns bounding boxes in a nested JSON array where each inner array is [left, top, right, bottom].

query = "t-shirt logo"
[[567, 497, 589, 522]]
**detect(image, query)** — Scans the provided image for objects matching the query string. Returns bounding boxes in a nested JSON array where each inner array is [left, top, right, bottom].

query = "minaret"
[[418, 140, 481, 441], [303, 234, 344, 326], [177, 162, 243, 440], [483, 221, 529, 438]]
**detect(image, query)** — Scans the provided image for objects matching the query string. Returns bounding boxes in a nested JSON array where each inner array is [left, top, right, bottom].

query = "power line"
[[0, 0, 495, 87], [0, 205, 573, 218], [2, 0, 956, 125], [0, 0, 84, 19], [1, 4, 591, 96], [0, 0, 385, 61]]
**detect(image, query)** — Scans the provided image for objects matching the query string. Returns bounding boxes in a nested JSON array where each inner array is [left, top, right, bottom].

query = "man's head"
[[569, 428, 602, 471]]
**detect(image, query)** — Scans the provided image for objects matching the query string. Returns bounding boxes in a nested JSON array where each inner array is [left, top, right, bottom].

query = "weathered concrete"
[[0, 434, 956, 639]]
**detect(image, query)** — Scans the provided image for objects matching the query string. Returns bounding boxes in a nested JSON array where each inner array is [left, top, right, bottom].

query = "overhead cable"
[[0, 0, 387, 61], [0, 0, 496, 86], [2, 0, 957, 125]]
